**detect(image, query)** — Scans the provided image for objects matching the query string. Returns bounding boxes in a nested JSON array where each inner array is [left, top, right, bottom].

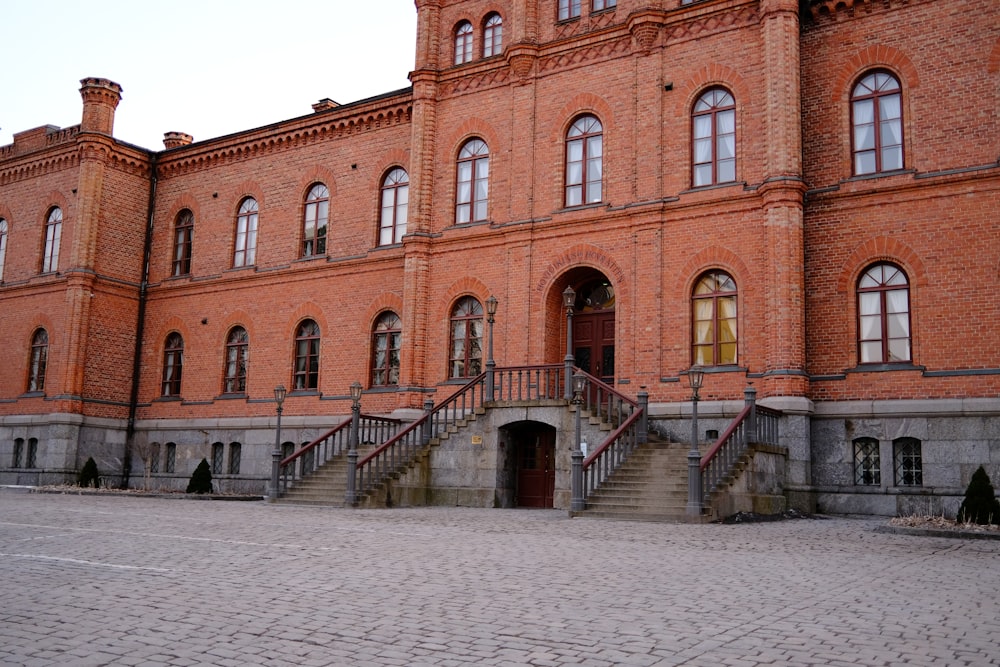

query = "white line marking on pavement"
[[0, 553, 171, 572]]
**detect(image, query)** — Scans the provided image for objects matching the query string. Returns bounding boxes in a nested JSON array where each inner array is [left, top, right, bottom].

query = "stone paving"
[[1, 490, 999, 667]]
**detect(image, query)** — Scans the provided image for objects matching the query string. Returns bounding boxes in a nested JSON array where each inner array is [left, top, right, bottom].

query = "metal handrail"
[[699, 391, 780, 503]]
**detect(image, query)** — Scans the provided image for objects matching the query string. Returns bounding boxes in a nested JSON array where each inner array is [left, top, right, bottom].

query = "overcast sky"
[[1, 0, 418, 150]]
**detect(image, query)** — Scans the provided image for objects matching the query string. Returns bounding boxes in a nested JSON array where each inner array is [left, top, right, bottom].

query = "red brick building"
[[1, 0, 997, 516]]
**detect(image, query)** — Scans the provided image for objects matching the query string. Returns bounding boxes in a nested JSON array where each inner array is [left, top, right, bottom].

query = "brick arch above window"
[[836, 236, 927, 295], [296, 166, 339, 200], [674, 245, 751, 298], [283, 303, 329, 339], [678, 63, 751, 114], [363, 293, 405, 329], [444, 118, 502, 158], [441, 276, 492, 316], [831, 45, 919, 105], [551, 93, 614, 142]]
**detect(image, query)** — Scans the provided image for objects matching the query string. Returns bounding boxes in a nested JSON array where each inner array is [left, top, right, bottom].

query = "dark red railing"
[[277, 414, 402, 495], [578, 372, 643, 500], [699, 386, 780, 504], [353, 365, 578, 501]]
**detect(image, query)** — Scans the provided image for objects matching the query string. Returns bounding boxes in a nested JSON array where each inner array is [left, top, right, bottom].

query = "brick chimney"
[[163, 131, 194, 149], [312, 98, 340, 112], [79, 77, 123, 136]]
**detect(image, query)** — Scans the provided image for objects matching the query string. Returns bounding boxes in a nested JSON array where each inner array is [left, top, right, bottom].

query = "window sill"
[[215, 393, 248, 401], [845, 363, 925, 373], [288, 390, 321, 397], [556, 201, 606, 214], [153, 396, 183, 402], [682, 180, 744, 194], [843, 168, 915, 183], [19, 391, 45, 399]]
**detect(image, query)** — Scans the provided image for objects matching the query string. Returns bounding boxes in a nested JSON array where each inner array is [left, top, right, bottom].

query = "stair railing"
[[699, 385, 780, 504], [350, 364, 585, 502], [576, 370, 643, 500], [277, 414, 402, 495]]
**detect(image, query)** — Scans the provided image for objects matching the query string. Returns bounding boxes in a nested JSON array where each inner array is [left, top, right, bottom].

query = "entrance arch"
[[554, 269, 616, 386], [497, 421, 558, 508]]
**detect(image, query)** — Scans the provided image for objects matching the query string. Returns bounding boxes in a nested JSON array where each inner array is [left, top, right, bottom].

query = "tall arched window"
[[455, 21, 473, 64], [692, 88, 736, 187], [223, 326, 249, 394], [371, 311, 402, 387], [692, 271, 737, 366], [858, 263, 910, 364], [0, 218, 8, 281], [28, 328, 48, 392], [302, 184, 329, 257], [851, 71, 903, 175], [42, 207, 62, 273], [378, 168, 408, 246], [449, 297, 484, 379], [161, 332, 184, 397], [483, 14, 503, 57], [456, 139, 490, 224], [172, 209, 194, 276], [565, 115, 603, 207], [233, 197, 258, 267], [293, 319, 321, 390]]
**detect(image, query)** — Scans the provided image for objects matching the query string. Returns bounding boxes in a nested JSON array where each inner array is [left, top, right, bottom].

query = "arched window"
[[455, 21, 473, 64], [449, 297, 484, 379], [858, 263, 910, 364], [293, 319, 321, 390], [149, 442, 161, 474], [233, 197, 258, 267], [692, 271, 737, 366], [0, 218, 8, 281], [851, 71, 903, 175], [378, 168, 409, 246], [371, 311, 402, 386], [483, 14, 503, 57], [228, 442, 242, 474], [456, 139, 490, 224], [853, 437, 880, 486], [172, 209, 194, 276], [692, 88, 736, 187], [559, 0, 582, 20], [565, 115, 603, 207], [302, 183, 329, 257], [211, 442, 224, 475], [161, 332, 184, 397], [28, 328, 48, 392], [223, 326, 249, 394], [42, 207, 62, 273]]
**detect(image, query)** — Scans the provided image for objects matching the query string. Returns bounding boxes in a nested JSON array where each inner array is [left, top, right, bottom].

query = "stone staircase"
[[275, 445, 375, 507], [580, 435, 710, 522]]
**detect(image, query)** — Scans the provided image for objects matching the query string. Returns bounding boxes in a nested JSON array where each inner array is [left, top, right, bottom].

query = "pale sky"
[[0, 0, 418, 150]]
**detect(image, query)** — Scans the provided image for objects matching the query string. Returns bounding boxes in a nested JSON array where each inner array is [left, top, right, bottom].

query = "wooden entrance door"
[[516, 429, 556, 508], [574, 311, 615, 386]]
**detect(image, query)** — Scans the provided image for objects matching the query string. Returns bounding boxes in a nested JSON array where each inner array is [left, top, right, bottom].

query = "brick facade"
[[1, 0, 997, 515]]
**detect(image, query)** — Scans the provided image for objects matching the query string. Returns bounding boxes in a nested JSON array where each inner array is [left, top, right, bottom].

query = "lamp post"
[[686, 366, 705, 517], [345, 381, 363, 505], [571, 371, 587, 512], [485, 295, 498, 401], [563, 286, 576, 400], [269, 385, 287, 502]]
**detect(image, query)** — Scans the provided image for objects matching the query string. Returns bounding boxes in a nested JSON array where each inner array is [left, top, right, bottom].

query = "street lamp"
[[686, 366, 705, 517], [485, 295, 498, 401], [563, 286, 576, 400], [268, 385, 287, 502], [571, 371, 587, 512], [345, 381, 363, 505]]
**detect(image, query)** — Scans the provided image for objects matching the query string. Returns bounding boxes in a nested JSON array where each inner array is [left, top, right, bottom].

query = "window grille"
[[853, 438, 880, 485]]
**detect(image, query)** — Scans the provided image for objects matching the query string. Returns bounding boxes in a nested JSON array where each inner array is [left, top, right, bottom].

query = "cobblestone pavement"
[[1, 491, 999, 667]]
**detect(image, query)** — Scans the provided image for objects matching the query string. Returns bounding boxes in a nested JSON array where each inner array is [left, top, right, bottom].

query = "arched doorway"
[[569, 275, 615, 386], [498, 421, 558, 508]]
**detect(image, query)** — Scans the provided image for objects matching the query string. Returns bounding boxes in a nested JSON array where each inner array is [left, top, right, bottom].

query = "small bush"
[[186, 458, 213, 494], [957, 466, 1000, 526], [78, 457, 100, 488]]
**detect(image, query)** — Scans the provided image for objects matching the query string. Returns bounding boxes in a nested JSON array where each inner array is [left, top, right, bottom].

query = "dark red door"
[[574, 311, 615, 386], [517, 430, 556, 508]]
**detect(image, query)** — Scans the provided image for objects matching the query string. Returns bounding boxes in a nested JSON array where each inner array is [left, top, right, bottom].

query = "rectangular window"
[[893, 438, 922, 486], [26, 438, 38, 468], [592, 0, 615, 11], [211, 442, 224, 475], [150, 443, 160, 474], [165, 442, 176, 474], [559, 0, 581, 20], [853, 438, 880, 485], [12, 438, 24, 468], [228, 443, 241, 475]]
